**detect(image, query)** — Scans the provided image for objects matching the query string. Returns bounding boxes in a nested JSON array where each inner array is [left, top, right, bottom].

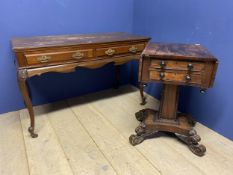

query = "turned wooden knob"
[[160, 61, 166, 68], [186, 75, 191, 81], [187, 63, 193, 70], [160, 72, 165, 79], [200, 89, 206, 94]]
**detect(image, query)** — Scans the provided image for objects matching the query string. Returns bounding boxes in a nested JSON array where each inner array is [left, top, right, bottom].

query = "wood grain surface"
[[12, 32, 150, 51], [142, 43, 217, 61]]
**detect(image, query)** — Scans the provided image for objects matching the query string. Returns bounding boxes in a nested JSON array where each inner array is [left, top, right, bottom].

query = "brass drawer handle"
[[37, 55, 51, 63], [105, 48, 115, 56], [160, 60, 166, 68], [129, 46, 138, 53], [72, 52, 84, 59]]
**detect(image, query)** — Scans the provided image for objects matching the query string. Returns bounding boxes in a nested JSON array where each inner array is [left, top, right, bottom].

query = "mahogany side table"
[[129, 43, 218, 156], [12, 32, 150, 138]]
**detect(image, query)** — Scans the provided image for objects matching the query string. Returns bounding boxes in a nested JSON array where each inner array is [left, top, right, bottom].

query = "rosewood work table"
[[12, 32, 150, 138], [129, 43, 218, 156]]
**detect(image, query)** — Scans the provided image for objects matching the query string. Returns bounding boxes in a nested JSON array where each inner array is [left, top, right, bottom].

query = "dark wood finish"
[[12, 32, 150, 138], [17, 70, 38, 138], [96, 44, 145, 57], [130, 43, 218, 157], [12, 33, 150, 50], [159, 84, 179, 120], [142, 43, 217, 61], [139, 82, 147, 105], [139, 43, 219, 102], [149, 70, 202, 86], [25, 49, 94, 65], [150, 60, 204, 71]]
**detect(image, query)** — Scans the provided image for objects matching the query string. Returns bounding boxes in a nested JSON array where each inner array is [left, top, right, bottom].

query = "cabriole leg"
[[17, 69, 38, 138]]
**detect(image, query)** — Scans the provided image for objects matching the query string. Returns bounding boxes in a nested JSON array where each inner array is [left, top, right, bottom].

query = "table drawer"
[[151, 60, 204, 72], [26, 49, 93, 65], [96, 44, 145, 57], [149, 70, 202, 85]]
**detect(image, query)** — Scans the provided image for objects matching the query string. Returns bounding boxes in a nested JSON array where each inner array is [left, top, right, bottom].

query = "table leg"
[[17, 69, 38, 138], [139, 82, 146, 105]]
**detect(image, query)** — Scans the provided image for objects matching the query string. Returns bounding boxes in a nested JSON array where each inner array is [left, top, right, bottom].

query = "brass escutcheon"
[[129, 46, 138, 53], [105, 48, 115, 56], [72, 51, 84, 59], [37, 55, 51, 63]]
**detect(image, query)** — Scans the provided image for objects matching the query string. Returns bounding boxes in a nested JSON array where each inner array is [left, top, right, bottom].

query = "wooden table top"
[[12, 32, 150, 51], [142, 43, 217, 61]]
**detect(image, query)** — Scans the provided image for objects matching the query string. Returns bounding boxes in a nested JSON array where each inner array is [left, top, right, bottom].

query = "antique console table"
[[129, 43, 218, 156], [12, 32, 150, 138]]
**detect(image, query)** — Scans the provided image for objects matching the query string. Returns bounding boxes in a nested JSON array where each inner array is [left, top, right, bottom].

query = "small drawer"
[[150, 60, 204, 72], [149, 70, 202, 85], [26, 49, 93, 65], [96, 44, 145, 57]]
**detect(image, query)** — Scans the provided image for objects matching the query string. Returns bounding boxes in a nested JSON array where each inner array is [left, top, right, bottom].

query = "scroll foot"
[[176, 129, 206, 156], [28, 127, 38, 138], [135, 109, 147, 121], [130, 113, 159, 146], [135, 122, 146, 136], [129, 135, 145, 146], [188, 144, 206, 157]]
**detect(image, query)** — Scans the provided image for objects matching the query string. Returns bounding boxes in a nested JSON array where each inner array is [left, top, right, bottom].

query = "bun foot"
[[189, 144, 206, 157], [28, 127, 38, 138], [129, 135, 144, 146]]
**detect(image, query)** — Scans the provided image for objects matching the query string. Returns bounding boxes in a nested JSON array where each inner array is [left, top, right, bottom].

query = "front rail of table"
[[12, 32, 150, 138], [129, 43, 218, 157]]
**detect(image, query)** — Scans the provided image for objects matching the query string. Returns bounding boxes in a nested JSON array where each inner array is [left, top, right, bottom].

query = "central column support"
[[159, 84, 179, 120]]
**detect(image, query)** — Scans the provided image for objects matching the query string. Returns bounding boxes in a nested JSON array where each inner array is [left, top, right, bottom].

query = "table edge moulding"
[[129, 42, 219, 157], [12, 32, 151, 138]]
